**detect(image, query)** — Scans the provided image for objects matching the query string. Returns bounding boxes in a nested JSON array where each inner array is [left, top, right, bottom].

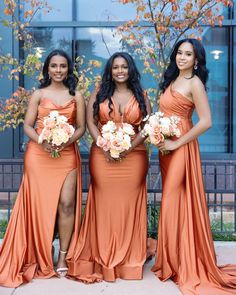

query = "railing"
[[146, 160, 236, 237], [0, 158, 236, 238]]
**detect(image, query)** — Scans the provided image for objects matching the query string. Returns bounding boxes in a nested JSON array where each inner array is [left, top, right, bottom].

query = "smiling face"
[[48, 55, 68, 83], [175, 42, 196, 72], [111, 56, 129, 84]]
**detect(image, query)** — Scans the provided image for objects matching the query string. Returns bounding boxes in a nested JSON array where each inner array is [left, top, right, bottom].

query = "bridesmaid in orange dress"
[[151, 39, 236, 294], [67, 52, 151, 282], [0, 50, 85, 287]]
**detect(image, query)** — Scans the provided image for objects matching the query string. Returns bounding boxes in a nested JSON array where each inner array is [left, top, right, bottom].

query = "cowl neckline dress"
[[0, 98, 82, 287]]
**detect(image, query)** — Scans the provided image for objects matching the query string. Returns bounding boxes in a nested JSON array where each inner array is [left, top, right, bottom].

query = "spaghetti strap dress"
[[0, 98, 82, 287]]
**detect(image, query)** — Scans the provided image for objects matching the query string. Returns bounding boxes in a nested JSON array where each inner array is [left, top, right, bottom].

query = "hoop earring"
[[194, 64, 198, 70]]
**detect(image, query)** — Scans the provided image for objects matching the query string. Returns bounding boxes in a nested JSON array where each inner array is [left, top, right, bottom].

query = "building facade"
[[0, 0, 235, 159], [0, 1, 235, 237]]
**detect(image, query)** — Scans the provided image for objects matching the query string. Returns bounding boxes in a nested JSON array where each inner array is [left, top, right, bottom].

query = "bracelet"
[[38, 135, 43, 144]]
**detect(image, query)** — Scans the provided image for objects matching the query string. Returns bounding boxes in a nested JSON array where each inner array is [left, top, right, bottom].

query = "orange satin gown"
[[0, 98, 82, 287], [67, 96, 148, 282], [152, 85, 236, 294]]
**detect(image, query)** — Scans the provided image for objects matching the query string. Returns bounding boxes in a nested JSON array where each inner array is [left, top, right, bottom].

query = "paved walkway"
[[1, 242, 236, 295]]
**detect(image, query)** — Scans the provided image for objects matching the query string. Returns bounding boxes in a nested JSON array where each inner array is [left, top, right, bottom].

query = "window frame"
[[13, 2, 236, 159]]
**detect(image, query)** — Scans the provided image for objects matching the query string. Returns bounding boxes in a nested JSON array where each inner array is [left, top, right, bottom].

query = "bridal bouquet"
[[38, 110, 75, 158], [96, 120, 135, 159], [142, 111, 181, 154]]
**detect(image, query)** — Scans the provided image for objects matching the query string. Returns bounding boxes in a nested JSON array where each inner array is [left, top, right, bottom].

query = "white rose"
[[110, 149, 120, 159], [116, 129, 124, 141], [102, 121, 117, 133], [49, 111, 59, 119], [149, 115, 159, 127], [57, 115, 68, 123], [122, 123, 135, 135]]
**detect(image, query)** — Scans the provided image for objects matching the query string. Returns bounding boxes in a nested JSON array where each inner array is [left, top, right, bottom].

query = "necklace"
[[184, 73, 194, 79]]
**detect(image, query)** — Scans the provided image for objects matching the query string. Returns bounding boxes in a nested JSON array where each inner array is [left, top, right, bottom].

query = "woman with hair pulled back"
[[67, 52, 151, 282], [151, 39, 236, 294], [0, 49, 85, 287]]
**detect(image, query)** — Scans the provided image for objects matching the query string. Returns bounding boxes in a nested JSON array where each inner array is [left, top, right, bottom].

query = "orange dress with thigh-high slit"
[[151, 85, 236, 295], [0, 98, 82, 287], [67, 95, 148, 283]]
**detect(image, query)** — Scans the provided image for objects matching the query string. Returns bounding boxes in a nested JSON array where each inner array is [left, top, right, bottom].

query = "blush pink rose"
[[150, 126, 165, 145], [43, 128, 51, 139], [110, 139, 123, 151], [45, 118, 56, 129], [96, 136, 110, 151]]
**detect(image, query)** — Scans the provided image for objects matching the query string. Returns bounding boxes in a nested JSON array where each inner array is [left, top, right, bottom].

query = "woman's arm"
[[86, 90, 100, 142], [23, 89, 42, 143], [158, 77, 212, 152], [67, 91, 86, 142], [24, 89, 60, 153]]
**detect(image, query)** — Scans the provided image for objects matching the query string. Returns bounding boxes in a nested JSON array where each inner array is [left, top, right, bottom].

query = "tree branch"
[[100, 28, 111, 57], [147, 0, 166, 65]]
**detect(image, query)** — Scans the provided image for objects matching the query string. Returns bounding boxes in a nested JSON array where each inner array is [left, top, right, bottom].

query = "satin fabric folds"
[[151, 86, 236, 295], [67, 96, 148, 283], [0, 98, 82, 287]]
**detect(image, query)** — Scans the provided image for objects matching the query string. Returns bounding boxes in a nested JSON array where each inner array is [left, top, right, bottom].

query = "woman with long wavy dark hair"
[[0, 49, 85, 287], [67, 52, 151, 282], [151, 39, 236, 294]]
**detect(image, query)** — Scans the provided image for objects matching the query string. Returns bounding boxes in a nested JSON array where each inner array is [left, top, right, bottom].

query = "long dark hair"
[[93, 52, 147, 119], [160, 38, 209, 92], [39, 49, 78, 96]]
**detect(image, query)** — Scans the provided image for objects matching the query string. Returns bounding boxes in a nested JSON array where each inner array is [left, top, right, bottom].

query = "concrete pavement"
[[0, 242, 236, 295]]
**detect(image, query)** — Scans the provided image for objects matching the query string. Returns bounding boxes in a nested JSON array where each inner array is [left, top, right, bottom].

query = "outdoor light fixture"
[[210, 50, 223, 60], [35, 47, 45, 58]]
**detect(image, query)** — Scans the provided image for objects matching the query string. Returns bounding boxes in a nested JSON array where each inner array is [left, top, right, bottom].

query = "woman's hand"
[[41, 141, 54, 153], [53, 139, 72, 153], [157, 139, 179, 153], [119, 149, 130, 160], [102, 150, 116, 162], [41, 139, 72, 153]]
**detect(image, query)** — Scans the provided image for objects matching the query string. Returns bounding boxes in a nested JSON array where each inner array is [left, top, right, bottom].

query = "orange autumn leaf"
[[4, 8, 12, 15], [28, 9, 34, 15]]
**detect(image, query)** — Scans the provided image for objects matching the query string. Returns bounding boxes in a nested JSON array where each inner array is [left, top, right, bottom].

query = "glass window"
[[75, 27, 156, 88], [20, 0, 73, 22], [234, 0, 236, 19], [220, 2, 231, 19], [0, 72, 14, 100], [76, 27, 121, 60], [23, 28, 73, 90], [233, 28, 236, 153], [76, 0, 230, 22], [198, 27, 229, 153], [76, 0, 136, 21]]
